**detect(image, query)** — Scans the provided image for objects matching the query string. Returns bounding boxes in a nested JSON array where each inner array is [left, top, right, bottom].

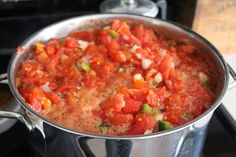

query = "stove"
[[0, 1, 236, 156]]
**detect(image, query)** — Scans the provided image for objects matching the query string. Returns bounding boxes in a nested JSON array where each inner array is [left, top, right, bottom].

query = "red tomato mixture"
[[17, 20, 215, 135]]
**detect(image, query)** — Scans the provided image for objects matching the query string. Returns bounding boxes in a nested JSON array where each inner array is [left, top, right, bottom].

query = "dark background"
[[0, 0, 196, 56]]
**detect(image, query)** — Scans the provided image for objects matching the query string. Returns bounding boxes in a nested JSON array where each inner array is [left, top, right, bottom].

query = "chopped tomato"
[[146, 90, 158, 108], [126, 89, 147, 102], [182, 45, 195, 54], [128, 113, 156, 135], [133, 79, 144, 89], [164, 93, 189, 111], [20, 87, 52, 112], [110, 20, 130, 35], [65, 92, 76, 106], [36, 51, 48, 63], [83, 71, 97, 88], [45, 45, 56, 56], [97, 29, 111, 45], [61, 56, 75, 68], [122, 97, 142, 114], [111, 113, 133, 125], [25, 94, 42, 112], [100, 94, 125, 112], [56, 82, 77, 93], [159, 54, 174, 80], [44, 92, 61, 104], [152, 87, 170, 109], [143, 29, 157, 44], [41, 97, 52, 110], [108, 42, 127, 63], [69, 31, 94, 41], [20, 61, 37, 72], [96, 62, 115, 78], [165, 109, 186, 126], [65, 37, 79, 49], [131, 24, 144, 41]]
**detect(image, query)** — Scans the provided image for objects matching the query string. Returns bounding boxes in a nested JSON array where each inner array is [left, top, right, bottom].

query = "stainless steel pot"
[[0, 14, 236, 157]]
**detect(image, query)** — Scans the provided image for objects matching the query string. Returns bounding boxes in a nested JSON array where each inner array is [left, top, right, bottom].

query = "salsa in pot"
[[16, 20, 215, 135]]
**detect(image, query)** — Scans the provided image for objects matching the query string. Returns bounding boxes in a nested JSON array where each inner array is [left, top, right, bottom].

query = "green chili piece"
[[150, 81, 157, 88], [141, 103, 152, 114], [61, 38, 65, 46], [81, 62, 90, 72], [158, 120, 173, 131], [99, 123, 111, 131], [108, 30, 118, 38]]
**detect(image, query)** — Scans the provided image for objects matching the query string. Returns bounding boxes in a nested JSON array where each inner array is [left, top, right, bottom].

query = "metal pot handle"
[[228, 64, 236, 90], [0, 73, 8, 83], [0, 73, 34, 131]]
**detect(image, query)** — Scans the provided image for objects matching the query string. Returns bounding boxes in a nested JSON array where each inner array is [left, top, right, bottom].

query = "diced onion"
[[141, 58, 152, 70], [159, 48, 167, 56], [118, 51, 127, 62], [78, 40, 89, 51], [133, 73, 143, 81], [118, 68, 126, 73], [155, 114, 164, 121], [123, 35, 129, 41], [199, 72, 208, 83], [121, 95, 126, 108], [135, 53, 142, 59], [144, 129, 153, 135], [126, 67, 135, 74], [82, 55, 90, 64], [154, 72, 162, 84], [40, 83, 51, 92], [130, 45, 140, 53]]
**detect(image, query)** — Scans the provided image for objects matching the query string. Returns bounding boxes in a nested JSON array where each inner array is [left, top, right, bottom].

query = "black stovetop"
[[0, 5, 236, 157]]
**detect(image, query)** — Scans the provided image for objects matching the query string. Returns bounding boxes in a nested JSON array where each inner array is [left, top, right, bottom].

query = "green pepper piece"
[[61, 38, 65, 46], [99, 123, 111, 131], [151, 109, 161, 115], [141, 103, 152, 114], [158, 120, 173, 131], [150, 81, 157, 88], [108, 30, 118, 38], [81, 62, 90, 72], [183, 112, 191, 121]]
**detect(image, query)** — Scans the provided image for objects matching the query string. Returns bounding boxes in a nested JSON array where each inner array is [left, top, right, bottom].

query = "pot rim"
[[7, 13, 230, 140]]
